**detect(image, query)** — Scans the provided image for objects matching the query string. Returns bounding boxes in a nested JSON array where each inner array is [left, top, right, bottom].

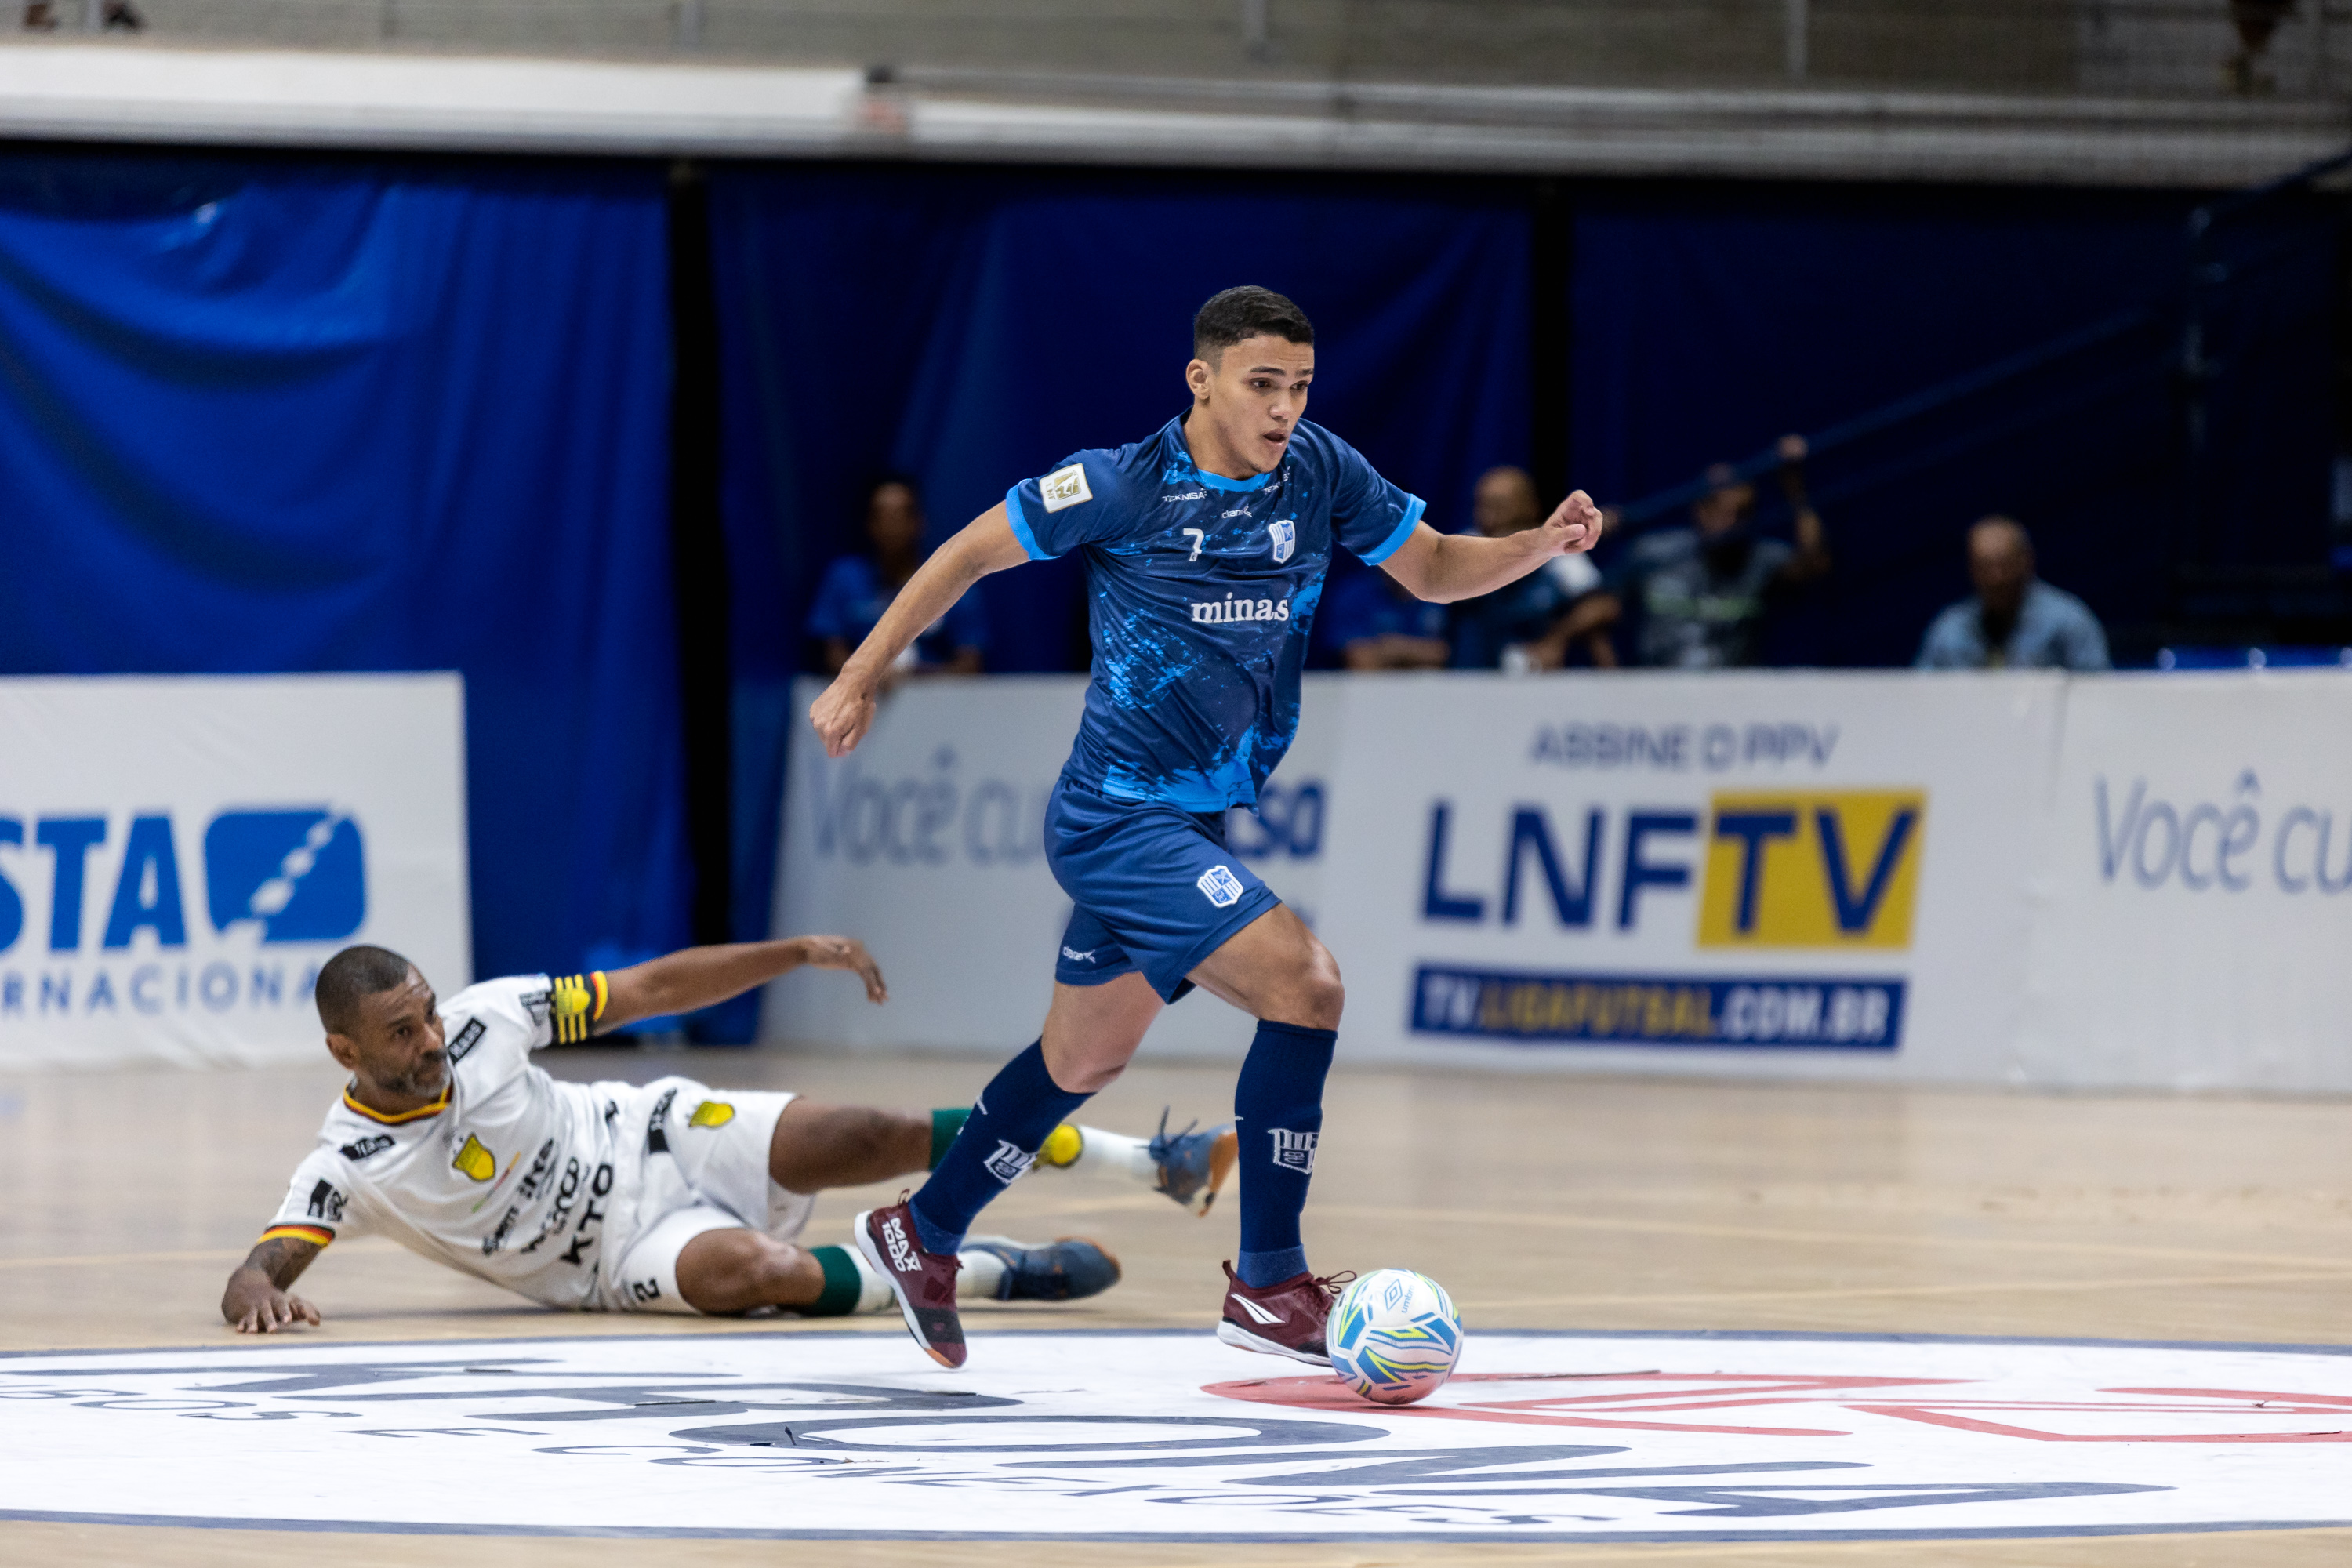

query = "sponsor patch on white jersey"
[[1040, 463, 1094, 513]]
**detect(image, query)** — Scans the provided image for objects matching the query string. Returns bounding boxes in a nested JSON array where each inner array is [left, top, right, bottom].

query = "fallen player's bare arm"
[[599, 935, 887, 1031], [221, 1235, 323, 1334]]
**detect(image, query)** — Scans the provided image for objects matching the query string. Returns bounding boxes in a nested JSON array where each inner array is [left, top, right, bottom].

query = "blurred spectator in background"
[[1319, 566, 1451, 670], [1582, 434, 1830, 669], [2228, 0, 2294, 93], [1448, 466, 1617, 671], [807, 476, 987, 677], [1915, 515, 2109, 671]]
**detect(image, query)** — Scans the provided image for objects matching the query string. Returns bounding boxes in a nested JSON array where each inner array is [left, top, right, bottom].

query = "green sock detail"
[[929, 1107, 971, 1170], [807, 1246, 864, 1317]]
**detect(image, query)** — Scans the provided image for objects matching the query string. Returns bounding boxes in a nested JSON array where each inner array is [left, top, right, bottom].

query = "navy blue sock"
[[909, 1042, 1091, 1256], [1232, 1019, 1337, 1288]]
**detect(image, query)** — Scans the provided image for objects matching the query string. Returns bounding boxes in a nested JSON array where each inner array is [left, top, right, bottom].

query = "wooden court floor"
[[2, 1045, 2348, 1566]]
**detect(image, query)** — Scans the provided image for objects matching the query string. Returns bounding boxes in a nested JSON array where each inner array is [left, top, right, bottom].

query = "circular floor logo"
[[2, 1330, 2347, 1542]]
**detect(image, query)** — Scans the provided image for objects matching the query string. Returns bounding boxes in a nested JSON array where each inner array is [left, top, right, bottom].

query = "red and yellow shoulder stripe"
[[549, 971, 608, 1044], [257, 1224, 334, 1249], [342, 1084, 451, 1125]]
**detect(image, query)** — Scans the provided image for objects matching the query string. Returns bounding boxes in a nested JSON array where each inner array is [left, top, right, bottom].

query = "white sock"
[[956, 1247, 1007, 1300], [1050, 1124, 1159, 1183], [844, 1244, 895, 1314], [844, 1240, 1005, 1310]]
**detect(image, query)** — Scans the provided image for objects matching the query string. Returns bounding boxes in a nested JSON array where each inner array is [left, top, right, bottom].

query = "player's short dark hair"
[[316, 945, 416, 1036], [1193, 286, 1315, 364]]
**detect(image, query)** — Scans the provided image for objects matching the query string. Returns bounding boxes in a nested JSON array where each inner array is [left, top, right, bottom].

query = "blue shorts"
[[1047, 777, 1281, 1003]]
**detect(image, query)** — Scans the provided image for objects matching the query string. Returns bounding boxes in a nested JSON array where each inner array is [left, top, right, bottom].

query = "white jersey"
[[263, 973, 648, 1310]]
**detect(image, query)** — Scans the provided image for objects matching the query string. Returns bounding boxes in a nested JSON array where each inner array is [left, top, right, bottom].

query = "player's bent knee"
[[675, 1229, 818, 1316], [1284, 944, 1345, 1030]]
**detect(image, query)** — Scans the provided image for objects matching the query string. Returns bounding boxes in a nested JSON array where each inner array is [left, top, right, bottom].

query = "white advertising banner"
[[768, 667, 2349, 1091], [0, 674, 470, 1069], [2019, 672, 2352, 1091], [1312, 672, 2062, 1080], [767, 675, 1330, 1058]]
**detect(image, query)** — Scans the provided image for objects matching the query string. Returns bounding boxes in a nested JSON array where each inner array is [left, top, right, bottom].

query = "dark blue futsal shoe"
[[1149, 1109, 1239, 1218], [964, 1236, 1123, 1301]]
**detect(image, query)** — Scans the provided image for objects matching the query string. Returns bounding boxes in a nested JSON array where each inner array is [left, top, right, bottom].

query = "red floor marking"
[[1203, 1372, 2352, 1443]]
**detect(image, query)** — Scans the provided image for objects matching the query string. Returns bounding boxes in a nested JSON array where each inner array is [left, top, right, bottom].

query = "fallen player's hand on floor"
[[230, 1289, 321, 1334], [797, 935, 887, 1004]]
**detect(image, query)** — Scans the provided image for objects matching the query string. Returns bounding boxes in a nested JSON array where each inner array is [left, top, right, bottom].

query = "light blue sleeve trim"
[[1003, 484, 1056, 561], [1356, 494, 1427, 567]]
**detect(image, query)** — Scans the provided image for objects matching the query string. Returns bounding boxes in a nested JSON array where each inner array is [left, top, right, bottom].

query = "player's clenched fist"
[[1540, 490, 1605, 555], [810, 676, 877, 759]]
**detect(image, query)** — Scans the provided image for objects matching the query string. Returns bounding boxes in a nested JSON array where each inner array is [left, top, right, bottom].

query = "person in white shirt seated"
[[223, 936, 1236, 1332]]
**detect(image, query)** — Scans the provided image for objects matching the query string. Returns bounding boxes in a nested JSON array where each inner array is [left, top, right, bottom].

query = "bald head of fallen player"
[[317, 944, 448, 1098]]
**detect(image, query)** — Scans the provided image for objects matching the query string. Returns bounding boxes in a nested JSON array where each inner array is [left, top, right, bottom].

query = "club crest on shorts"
[[1268, 519, 1296, 564], [1196, 864, 1246, 907], [1269, 1127, 1319, 1173], [985, 1139, 1036, 1185]]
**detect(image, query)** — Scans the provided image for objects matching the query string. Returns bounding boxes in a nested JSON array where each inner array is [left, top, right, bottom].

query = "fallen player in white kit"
[[222, 936, 1238, 1332]]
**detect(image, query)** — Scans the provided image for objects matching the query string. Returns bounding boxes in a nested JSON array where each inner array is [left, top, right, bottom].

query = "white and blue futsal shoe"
[[1149, 1109, 1239, 1218]]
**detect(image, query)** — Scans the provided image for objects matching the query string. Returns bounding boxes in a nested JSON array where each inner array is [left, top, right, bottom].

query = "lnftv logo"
[[1421, 789, 1924, 949], [0, 808, 365, 954]]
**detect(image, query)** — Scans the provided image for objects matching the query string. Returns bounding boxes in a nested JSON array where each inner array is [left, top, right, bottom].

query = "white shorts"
[[593, 1076, 817, 1314]]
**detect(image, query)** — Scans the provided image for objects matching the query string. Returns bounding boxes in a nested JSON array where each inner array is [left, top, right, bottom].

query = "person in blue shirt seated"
[[1915, 516, 2109, 671], [808, 477, 989, 678], [1449, 466, 1617, 670], [1316, 565, 1451, 669]]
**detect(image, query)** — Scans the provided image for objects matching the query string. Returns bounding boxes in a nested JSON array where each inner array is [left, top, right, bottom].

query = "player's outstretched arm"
[[222, 1235, 323, 1334], [811, 504, 1031, 758], [1379, 490, 1606, 604], [598, 936, 887, 1033]]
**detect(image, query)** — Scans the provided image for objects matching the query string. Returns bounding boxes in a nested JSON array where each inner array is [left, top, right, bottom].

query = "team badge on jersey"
[[451, 1134, 496, 1182], [688, 1100, 735, 1129], [1040, 463, 1094, 513], [1269, 518, 1296, 564]]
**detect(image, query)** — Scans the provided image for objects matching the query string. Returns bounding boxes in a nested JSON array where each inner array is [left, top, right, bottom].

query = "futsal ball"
[[1328, 1268, 1461, 1405]]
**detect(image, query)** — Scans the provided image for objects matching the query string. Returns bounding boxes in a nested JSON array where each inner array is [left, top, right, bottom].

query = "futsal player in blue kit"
[[810, 287, 1603, 1368]]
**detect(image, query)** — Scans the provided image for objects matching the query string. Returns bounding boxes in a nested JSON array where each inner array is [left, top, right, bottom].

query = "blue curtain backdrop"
[[709, 167, 1534, 956], [1570, 184, 2337, 666], [0, 151, 689, 986]]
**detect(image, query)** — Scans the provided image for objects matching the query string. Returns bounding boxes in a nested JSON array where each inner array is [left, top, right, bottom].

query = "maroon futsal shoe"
[[1215, 1260, 1351, 1367], [855, 1196, 967, 1369]]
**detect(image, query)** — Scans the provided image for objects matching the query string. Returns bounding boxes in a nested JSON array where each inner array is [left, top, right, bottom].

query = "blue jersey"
[[1007, 416, 1424, 810]]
